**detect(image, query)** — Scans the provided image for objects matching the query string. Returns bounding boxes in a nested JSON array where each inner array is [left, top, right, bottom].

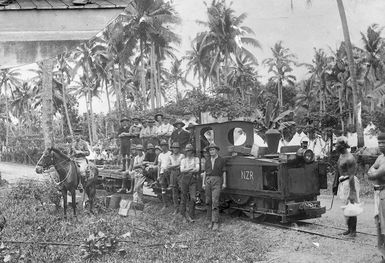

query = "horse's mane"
[[50, 147, 71, 161]]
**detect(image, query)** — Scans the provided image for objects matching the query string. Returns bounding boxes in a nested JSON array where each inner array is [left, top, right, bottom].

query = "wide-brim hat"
[[184, 144, 194, 152], [120, 117, 130, 123], [136, 144, 144, 151], [155, 145, 162, 151], [131, 144, 137, 150], [207, 143, 220, 151], [147, 143, 154, 150], [173, 119, 185, 127], [154, 113, 164, 120], [160, 140, 168, 146], [147, 119, 155, 123], [132, 117, 141, 122], [171, 142, 180, 148]]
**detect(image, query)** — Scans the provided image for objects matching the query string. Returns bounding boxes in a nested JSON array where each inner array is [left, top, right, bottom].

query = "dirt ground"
[[0, 162, 382, 262]]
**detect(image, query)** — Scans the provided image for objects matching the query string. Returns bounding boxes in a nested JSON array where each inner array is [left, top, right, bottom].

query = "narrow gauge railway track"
[[296, 221, 377, 237], [238, 217, 376, 247]]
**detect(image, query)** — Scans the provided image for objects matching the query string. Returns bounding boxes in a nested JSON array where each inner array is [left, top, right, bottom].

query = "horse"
[[35, 147, 97, 219]]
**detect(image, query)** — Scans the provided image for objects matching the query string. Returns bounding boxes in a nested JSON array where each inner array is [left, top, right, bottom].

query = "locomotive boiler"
[[191, 121, 327, 223]]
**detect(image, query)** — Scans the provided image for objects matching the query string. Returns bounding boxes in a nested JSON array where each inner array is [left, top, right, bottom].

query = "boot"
[[119, 158, 126, 172], [349, 216, 357, 237], [127, 178, 134, 194], [117, 178, 128, 193]]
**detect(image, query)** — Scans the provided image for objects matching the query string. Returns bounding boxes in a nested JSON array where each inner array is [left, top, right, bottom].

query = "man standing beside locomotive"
[[336, 136, 359, 237], [368, 132, 385, 262], [117, 117, 131, 172], [168, 142, 185, 215], [202, 143, 226, 231]]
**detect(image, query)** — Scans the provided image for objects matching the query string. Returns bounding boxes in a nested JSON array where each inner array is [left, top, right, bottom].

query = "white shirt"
[[133, 154, 145, 169], [180, 157, 200, 173], [168, 153, 185, 169], [157, 123, 174, 137], [158, 151, 171, 174]]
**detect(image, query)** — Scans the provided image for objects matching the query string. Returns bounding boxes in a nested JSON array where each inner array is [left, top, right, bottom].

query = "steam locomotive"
[[190, 121, 327, 223]]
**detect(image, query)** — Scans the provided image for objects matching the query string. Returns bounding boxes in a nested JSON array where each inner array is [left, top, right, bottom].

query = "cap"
[[155, 145, 162, 151], [173, 119, 185, 127], [136, 144, 144, 151], [207, 143, 220, 151], [171, 142, 180, 148], [147, 143, 154, 149], [185, 144, 194, 152], [120, 117, 130, 123], [154, 113, 164, 120], [160, 140, 168, 146]]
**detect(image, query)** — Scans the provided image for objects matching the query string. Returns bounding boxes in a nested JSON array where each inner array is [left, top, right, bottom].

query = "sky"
[[14, 0, 385, 114]]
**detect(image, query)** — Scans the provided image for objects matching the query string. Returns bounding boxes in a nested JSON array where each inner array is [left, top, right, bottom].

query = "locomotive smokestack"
[[265, 129, 281, 154]]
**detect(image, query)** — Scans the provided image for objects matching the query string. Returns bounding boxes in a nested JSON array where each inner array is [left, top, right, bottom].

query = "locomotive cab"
[[191, 121, 327, 223]]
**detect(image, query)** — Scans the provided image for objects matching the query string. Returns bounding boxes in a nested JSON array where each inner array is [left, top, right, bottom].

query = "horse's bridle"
[[36, 150, 75, 186]]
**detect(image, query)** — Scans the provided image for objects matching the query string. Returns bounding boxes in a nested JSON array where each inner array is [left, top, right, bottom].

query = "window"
[[228, 127, 247, 146]]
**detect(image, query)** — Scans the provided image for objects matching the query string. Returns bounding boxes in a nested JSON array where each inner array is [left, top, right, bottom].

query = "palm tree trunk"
[[112, 67, 122, 118], [61, 72, 73, 137], [41, 58, 55, 149], [118, 63, 128, 115], [150, 43, 155, 110], [88, 85, 96, 148], [4, 81, 9, 149], [336, 0, 364, 147], [156, 59, 162, 107], [105, 79, 111, 113], [175, 80, 179, 101], [339, 88, 345, 132], [278, 80, 283, 110]]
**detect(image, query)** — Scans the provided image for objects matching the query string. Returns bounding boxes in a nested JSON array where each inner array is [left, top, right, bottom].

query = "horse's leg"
[[87, 180, 96, 214], [71, 189, 77, 218], [62, 189, 67, 219]]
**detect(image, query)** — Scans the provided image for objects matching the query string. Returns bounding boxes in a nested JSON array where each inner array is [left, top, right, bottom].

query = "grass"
[[0, 180, 269, 263]]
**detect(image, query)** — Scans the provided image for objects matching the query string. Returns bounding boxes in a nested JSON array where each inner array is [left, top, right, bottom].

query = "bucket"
[[109, 194, 121, 209]]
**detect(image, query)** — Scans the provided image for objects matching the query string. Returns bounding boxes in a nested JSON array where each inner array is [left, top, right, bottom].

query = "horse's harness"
[[38, 151, 82, 187]]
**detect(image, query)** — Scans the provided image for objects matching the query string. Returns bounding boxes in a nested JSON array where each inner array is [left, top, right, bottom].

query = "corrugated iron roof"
[[0, 0, 130, 10]]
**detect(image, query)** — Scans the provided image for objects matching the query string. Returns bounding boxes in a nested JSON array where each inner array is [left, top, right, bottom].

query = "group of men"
[[116, 114, 226, 230], [117, 113, 191, 173]]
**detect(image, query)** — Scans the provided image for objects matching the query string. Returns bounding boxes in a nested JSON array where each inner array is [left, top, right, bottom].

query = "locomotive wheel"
[[229, 194, 251, 205]]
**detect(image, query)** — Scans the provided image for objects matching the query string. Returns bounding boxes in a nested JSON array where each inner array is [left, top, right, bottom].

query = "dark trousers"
[[179, 172, 196, 218], [120, 144, 130, 170], [205, 176, 222, 223], [170, 169, 181, 210]]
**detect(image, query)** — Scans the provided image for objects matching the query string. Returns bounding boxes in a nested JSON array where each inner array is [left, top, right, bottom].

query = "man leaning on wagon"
[[368, 132, 385, 262], [202, 143, 226, 231]]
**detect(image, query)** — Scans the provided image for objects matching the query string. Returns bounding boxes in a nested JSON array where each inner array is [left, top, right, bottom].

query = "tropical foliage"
[[1, 0, 385, 153]]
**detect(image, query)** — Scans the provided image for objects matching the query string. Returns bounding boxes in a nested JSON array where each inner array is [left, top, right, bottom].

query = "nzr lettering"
[[241, 170, 254, 181]]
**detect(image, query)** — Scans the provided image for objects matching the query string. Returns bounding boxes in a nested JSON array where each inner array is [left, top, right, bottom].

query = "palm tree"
[[336, 0, 364, 146], [227, 52, 258, 103], [168, 58, 193, 101], [41, 58, 55, 148], [72, 40, 106, 146], [0, 68, 22, 148], [293, 0, 364, 146], [263, 41, 296, 110], [360, 24, 385, 112], [306, 48, 333, 113], [10, 82, 35, 132], [197, 0, 261, 89], [56, 52, 74, 137], [122, 0, 181, 107]]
